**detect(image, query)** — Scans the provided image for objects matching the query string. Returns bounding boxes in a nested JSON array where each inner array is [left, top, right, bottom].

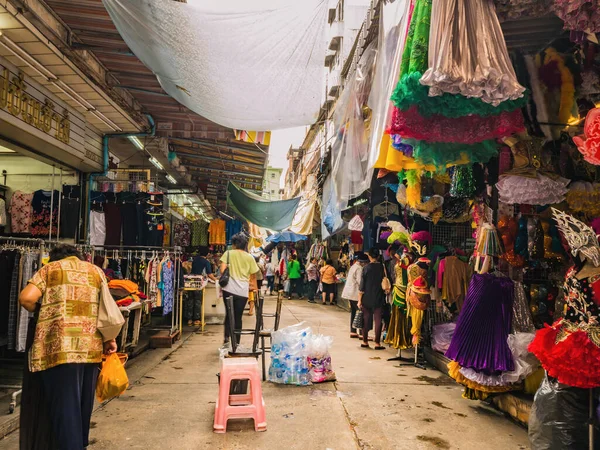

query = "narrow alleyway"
[[1, 298, 529, 450]]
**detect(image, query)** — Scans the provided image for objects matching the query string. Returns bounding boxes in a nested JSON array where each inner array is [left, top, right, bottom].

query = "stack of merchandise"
[[107, 279, 147, 308]]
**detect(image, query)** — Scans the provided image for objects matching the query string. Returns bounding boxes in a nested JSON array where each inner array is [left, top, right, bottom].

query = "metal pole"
[[57, 168, 63, 241], [49, 166, 55, 241], [590, 389, 594, 450]]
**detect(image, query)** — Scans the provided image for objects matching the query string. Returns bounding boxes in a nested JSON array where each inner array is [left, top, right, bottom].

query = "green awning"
[[227, 182, 301, 231]]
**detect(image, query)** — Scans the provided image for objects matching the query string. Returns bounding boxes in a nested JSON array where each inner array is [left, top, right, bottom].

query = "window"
[[271, 173, 276, 179], [271, 190, 275, 194]]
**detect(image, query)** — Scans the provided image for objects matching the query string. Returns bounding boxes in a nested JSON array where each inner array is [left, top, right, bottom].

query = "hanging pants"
[[38, 363, 99, 450]]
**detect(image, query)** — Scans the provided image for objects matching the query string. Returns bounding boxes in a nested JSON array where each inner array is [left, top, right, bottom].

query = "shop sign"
[[0, 69, 71, 144], [0, 55, 92, 170]]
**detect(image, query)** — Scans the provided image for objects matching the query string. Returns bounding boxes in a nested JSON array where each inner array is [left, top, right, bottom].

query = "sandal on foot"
[[374, 345, 385, 350], [350, 333, 359, 338], [361, 343, 370, 348]]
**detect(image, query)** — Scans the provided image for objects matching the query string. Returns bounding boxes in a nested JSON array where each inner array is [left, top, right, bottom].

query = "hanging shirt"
[[10, 191, 33, 234], [226, 220, 243, 245], [173, 221, 191, 247], [209, 218, 227, 245], [191, 220, 209, 247], [0, 197, 6, 227], [90, 211, 106, 246], [30, 190, 60, 237]]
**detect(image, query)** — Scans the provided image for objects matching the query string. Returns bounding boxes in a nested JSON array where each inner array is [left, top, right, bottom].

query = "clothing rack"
[[92, 244, 183, 337]]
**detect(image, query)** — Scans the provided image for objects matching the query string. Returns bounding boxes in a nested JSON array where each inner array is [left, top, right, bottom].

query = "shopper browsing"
[[187, 247, 217, 326], [306, 257, 319, 303], [358, 248, 387, 350], [219, 233, 260, 344], [287, 253, 304, 299], [342, 253, 368, 338], [320, 259, 337, 305], [18, 244, 118, 450]]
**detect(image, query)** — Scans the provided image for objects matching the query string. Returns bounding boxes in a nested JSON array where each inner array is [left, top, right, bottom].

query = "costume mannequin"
[[406, 231, 432, 345], [528, 209, 600, 449]]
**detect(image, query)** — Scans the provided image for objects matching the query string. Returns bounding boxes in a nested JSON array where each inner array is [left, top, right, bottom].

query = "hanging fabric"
[[102, 0, 328, 130]]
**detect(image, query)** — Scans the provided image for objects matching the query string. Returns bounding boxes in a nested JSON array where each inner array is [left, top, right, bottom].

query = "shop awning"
[[227, 182, 301, 231]]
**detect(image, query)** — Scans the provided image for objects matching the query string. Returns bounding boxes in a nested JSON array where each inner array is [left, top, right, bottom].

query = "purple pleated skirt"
[[445, 273, 515, 373]]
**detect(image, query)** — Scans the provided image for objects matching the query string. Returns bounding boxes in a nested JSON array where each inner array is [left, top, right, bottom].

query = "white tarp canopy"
[[103, 0, 328, 131]]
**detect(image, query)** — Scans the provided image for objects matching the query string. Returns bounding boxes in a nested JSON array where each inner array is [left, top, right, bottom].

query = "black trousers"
[[288, 278, 303, 298], [37, 363, 99, 450], [307, 280, 318, 300], [223, 292, 248, 344], [350, 300, 359, 333]]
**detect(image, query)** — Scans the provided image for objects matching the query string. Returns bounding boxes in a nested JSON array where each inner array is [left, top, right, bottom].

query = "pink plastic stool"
[[213, 357, 267, 433]]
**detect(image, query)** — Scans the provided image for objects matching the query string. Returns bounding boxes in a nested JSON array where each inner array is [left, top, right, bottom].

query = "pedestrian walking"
[[306, 257, 319, 303], [287, 253, 304, 299], [265, 258, 276, 295], [320, 259, 337, 305], [358, 248, 389, 350], [342, 253, 368, 338]]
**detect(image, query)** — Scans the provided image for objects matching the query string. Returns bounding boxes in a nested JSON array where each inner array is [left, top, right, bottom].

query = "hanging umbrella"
[[266, 231, 308, 243]]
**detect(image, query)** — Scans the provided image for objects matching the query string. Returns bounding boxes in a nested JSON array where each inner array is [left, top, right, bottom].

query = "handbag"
[[352, 309, 364, 330], [96, 270, 125, 342], [381, 262, 391, 294], [219, 251, 230, 288]]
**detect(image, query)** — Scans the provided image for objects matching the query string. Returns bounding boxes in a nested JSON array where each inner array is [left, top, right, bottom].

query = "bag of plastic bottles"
[[269, 322, 312, 385]]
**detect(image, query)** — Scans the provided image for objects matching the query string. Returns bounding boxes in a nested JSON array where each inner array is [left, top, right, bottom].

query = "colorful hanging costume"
[[495, 137, 569, 205], [446, 273, 515, 372]]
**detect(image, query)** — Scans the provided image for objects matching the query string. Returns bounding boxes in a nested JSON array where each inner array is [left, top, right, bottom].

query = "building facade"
[[263, 166, 284, 200]]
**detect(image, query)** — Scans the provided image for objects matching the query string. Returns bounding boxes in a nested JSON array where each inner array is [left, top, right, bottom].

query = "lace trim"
[[391, 72, 528, 118], [391, 106, 525, 144], [401, 138, 499, 169]]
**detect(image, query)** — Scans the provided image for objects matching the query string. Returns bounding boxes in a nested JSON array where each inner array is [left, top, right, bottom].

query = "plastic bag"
[[96, 354, 129, 403], [529, 373, 598, 449], [307, 335, 336, 383]]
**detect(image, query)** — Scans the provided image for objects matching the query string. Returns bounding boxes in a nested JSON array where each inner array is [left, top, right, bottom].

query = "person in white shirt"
[[341, 253, 368, 338]]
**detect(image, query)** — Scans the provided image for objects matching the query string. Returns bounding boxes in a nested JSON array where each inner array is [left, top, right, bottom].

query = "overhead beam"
[[187, 166, 264, 179], [176, 149, 265, 168], [170, 137, 268, 155]]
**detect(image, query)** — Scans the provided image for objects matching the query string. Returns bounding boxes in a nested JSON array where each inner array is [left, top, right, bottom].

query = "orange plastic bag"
[[96, 353, 129, 402]]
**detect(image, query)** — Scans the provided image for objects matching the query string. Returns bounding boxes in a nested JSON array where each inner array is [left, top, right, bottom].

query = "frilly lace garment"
[[495, 138, 569, 205], [390, 106, 525, 144], [554, 0, 600, 34], [494, 0, 555, 22], [529, 267, 600, 388], [572, 107, 600, 165], [420, 0, 526, 105]]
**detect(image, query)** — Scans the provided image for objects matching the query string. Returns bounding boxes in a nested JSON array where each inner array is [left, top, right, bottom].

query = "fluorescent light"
[[166, 174, 177, 184], [129, 136, 144, 150], [149, 157, 164, 170]]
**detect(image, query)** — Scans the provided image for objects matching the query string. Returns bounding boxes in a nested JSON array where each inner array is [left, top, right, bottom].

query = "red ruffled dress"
[[529, 267, 600, 388]]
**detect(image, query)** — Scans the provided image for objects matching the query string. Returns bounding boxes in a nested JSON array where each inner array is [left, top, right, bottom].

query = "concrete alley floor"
[[0, 297, 529, 450]]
